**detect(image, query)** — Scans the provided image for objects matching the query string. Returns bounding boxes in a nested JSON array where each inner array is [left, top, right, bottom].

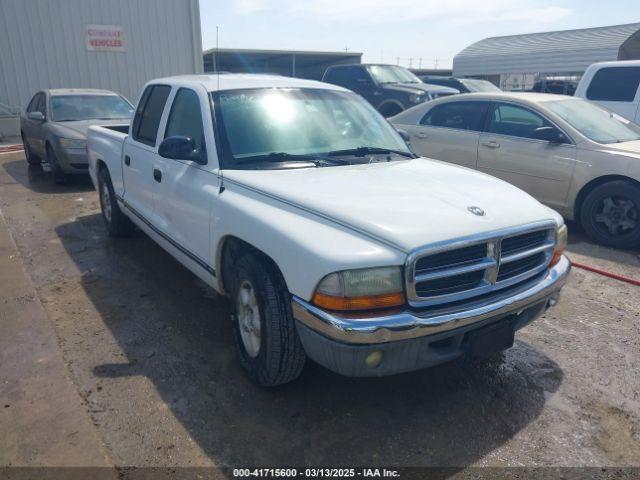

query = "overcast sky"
[[198, 0, 639, 69]]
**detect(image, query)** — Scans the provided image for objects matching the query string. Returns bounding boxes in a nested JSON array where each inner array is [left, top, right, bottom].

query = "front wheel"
[[580, 180, 640, 248], [98, 167, 134, 237], [46, 144, 68, 184], [228, 249, 305, 386], [22, 134, 41, 165]]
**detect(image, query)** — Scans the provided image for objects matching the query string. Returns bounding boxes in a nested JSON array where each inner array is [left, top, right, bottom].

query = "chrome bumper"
[[292, 255, 570, 345]]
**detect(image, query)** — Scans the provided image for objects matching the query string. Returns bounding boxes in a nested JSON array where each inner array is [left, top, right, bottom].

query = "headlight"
[[409, 93, 424, 104], [59, 138, 86, 150], [550, 224, 567, 267], [312, 266, 405, 311]]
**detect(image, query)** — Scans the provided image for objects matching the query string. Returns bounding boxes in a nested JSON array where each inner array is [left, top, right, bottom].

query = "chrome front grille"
[[406, 223, 556, 307]]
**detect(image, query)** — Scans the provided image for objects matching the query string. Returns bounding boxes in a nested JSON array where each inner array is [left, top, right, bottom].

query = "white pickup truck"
[[87, 74, 570, 386]]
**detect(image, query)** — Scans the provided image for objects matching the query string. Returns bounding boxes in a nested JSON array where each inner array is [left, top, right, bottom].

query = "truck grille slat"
[[407, 226, 555, 307]]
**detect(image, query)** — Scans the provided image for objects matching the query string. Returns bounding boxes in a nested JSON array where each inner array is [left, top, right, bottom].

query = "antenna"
[[215, 26, 220, 90]]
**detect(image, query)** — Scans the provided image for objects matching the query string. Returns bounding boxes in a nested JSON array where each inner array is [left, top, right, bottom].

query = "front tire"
[[98, 167, 134, 237], [580, 180, 640, 248], [46, 144, 68, 184], [22, 134, 41, 165], [228, 249, 305, 386]]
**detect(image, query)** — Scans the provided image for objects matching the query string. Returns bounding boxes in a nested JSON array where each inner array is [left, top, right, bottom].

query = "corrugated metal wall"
[[453, 23, 640, 77], [0, 0, 203, 110]]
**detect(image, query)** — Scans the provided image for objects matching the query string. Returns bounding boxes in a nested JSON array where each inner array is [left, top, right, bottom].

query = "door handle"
[[153, 168, 162, 183], [416, 131, 428, 139], [482, 140, 500, 149], [124, 155, 131, 166]]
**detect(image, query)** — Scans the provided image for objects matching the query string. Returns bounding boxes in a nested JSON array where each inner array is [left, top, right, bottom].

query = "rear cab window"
[[132, 85, 172, 147], [420, 101, 488, 131], [587, 67, 640, 102]]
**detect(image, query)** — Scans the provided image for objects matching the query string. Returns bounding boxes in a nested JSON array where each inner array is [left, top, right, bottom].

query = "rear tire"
[[22, 134, 41, 165], [46, 144, 68, 184], [580, 180, 640, 248], [227, 248, 305, 386], [98, 167, 135, 237]]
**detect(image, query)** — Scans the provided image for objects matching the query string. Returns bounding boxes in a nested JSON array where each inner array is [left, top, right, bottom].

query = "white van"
[[575, 60, 640, 123]]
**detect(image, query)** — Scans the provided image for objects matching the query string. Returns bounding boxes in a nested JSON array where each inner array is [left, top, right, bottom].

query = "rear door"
[[154, 86, 218, 267], [405, 101, 489, 168], [122, 84, 171, 225], [477, 102, 576, 211], [585, 66, 640, 121]]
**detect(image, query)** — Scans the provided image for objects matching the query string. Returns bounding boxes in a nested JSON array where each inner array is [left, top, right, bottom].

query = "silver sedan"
[[390, 92, 640, 248], [20, 89, 133, 183]]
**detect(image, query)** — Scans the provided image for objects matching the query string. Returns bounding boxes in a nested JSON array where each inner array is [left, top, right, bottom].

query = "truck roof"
[[150, 73, 348, 93]]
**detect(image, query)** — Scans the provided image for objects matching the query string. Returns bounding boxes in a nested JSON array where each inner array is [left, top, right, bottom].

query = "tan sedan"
[[390, 92, 640, 248]]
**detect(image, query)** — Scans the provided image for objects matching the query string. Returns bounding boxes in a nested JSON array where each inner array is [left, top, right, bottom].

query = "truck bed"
[[86, 124, 129, 195]]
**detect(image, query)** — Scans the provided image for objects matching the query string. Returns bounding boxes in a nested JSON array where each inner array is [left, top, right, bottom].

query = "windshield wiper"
[[234, 152, 351, 167], [327, 147, 417, 159]]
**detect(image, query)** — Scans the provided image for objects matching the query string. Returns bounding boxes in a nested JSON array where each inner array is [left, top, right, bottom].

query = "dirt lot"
[[0, 153, 639, 472]]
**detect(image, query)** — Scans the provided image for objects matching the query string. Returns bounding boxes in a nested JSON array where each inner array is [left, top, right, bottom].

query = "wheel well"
[[96, 159, 107, 173], [574, 175, 640, 220], [217, 236, 288, 297]]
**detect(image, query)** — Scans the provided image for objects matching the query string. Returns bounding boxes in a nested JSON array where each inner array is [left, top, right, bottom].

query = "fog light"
[[365, 351, 383, 369]]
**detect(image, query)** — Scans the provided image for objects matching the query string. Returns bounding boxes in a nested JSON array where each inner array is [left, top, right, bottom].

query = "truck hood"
[[223, 159, 560, 252], [383, 82, 457, 95]]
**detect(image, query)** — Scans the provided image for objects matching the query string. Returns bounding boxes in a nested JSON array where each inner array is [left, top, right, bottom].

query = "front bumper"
[[53, 145, 89, 174], [292, 255, 570, 376]]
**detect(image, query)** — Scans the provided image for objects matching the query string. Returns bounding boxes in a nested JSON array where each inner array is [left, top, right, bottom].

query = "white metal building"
[[453, 23, 640, 90], [0, 0, 203, 118]]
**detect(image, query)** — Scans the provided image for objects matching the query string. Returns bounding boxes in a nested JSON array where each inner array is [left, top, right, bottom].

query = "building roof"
[[453, 23, 640, 76]]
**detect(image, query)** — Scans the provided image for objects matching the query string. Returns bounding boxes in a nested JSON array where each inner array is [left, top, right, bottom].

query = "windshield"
[[461, 79, 501, 92], [368, 65, 421, 84], [51, 95, 134, 121], [213, 88, 411, 168], [545, 99, 640, 144]]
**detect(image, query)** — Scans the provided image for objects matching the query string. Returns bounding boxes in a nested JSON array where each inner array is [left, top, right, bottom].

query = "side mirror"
[[533, 126, 566, 143], [158, 136, 205, 164], [27, 111, 45, 122], [395, 128, 411, 144]]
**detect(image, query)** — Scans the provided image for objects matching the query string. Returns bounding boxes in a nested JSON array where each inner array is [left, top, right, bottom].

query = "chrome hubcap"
[[100, 182, 112, 223], [594, 196, 638, 236], [236, 280, 261, 358]]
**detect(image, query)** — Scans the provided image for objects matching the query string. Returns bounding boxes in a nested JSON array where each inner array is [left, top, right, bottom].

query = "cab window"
[[132, 85, 171, 147], [488, 103, 552, 139], [164, 88, 207, 161], [420, 101, 488, 131]]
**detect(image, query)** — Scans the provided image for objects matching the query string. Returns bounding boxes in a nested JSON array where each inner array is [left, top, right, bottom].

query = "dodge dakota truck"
[[87, 74, 570, 386]]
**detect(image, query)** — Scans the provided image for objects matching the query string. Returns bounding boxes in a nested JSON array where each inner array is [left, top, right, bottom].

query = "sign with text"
[[86, 25, 125, 52]]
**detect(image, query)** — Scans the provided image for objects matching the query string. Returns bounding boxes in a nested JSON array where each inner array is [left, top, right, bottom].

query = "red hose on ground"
[[570, 259, 640, 287], [0, 144, 24, 153]]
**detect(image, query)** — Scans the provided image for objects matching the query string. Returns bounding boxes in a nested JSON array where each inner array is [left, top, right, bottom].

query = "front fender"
[[211, 183, 405, 300]]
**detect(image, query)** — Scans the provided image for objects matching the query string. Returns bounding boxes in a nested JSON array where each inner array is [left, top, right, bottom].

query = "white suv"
[[575, 60, 640, 123]]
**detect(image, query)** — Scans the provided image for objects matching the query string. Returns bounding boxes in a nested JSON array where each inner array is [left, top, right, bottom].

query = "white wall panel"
[[0, 0, 202, 109]]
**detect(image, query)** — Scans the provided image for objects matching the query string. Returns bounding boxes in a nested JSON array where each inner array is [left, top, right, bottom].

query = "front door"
[[154, 87, 216, 268], [477, 102, 576, 212]]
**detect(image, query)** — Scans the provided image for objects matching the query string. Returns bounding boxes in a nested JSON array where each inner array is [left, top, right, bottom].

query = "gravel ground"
[[0, 154, 639, 471]]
